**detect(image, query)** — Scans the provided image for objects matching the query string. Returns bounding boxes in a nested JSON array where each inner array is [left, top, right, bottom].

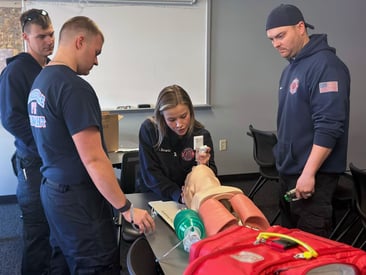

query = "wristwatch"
[[117, 199, 131, 213]]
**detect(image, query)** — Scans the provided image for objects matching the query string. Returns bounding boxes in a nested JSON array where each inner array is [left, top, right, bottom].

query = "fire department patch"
[[181, 148, 195, 161], [290, 78, 299, 94]]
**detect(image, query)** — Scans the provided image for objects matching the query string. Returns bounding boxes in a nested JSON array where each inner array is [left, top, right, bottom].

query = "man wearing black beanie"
[[265, 4, 350, 238]]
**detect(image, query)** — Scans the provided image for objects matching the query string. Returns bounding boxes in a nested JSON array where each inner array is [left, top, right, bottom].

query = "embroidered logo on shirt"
[[28, 89, 46, 128], [181, 148, 195, 161], [289, 78, 299, 94], [319, 81, 338, 93]]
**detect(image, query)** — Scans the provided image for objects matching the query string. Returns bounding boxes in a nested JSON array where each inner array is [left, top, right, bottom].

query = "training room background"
[[1, 0, 365, 195]]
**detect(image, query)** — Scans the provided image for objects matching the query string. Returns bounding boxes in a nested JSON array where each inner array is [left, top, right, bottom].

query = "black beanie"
[[265, 4, 314, 31]]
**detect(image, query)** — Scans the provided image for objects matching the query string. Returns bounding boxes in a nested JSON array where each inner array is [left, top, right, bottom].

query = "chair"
[[120, 150, 141, 194], [115, 150, 143, 245], [328, 173, 357, 242], [247, 124, 280, 225], [348, 163, 366, 249], [126, 236, 163, 275]]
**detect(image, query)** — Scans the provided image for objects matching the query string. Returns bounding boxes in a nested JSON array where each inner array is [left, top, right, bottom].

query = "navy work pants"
[[279, 173, 339, 238], [41, 179, 120, 274], [14, 153, 52, 275]]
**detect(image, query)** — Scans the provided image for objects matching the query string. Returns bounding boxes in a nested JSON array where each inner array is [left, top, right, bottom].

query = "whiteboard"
[[24, 0, 211, 110]]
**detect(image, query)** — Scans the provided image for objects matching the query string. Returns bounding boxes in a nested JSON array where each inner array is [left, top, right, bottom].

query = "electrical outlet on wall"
[[219, 139, 227, 151]]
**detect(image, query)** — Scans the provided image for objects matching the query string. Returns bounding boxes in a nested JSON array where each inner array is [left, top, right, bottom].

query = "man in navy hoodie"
[[0, 9, 55, 274], [265, 4, 350, 237]]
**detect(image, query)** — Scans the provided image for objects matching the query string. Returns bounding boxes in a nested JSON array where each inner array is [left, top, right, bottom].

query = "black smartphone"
[[268, 238, 298, 251]]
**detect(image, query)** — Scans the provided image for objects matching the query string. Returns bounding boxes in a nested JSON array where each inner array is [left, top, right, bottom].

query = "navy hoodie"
[[139, 118, 217, 202], [274, 34, 350, 175], [0, 53, 44, 158]]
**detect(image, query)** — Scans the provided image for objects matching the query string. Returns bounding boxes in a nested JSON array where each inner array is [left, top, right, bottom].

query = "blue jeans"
[[14, 153, 52, 275]]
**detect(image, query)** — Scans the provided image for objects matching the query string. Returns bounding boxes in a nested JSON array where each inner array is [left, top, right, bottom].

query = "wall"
[[1, 0, 365, 195], [0, 1, 22, 195]]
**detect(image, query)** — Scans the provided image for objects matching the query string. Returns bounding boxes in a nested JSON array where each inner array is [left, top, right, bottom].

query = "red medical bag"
[[184, 225, 366, 275]]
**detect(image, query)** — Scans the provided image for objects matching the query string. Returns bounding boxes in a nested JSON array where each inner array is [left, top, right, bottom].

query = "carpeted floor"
[[0, 203, 22, 275]]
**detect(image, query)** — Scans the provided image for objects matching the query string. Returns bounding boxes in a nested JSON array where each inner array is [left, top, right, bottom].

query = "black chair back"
[[348, 163, 366, 249], [349, 163, 366, 224], [120, 150, 140, 194], [247, 124, 280, 225], [249, 124, 277, 168]]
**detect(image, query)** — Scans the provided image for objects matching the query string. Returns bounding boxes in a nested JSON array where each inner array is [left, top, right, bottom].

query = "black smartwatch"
[[117, 199, 131, 213]]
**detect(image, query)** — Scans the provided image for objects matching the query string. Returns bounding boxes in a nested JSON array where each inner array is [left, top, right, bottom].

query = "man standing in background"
[[0, 9, 55, 274], [265, 4, 350, 237]]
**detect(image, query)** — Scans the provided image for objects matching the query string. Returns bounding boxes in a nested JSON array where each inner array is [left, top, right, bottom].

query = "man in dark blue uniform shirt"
[[0, 9, 55, 274]]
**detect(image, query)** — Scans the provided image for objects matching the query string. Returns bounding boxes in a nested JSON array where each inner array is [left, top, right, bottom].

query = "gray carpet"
[[0, 203, 22, 275]]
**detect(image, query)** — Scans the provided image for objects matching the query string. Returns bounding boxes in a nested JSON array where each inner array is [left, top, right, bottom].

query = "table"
[[126, 193, 188, 275]]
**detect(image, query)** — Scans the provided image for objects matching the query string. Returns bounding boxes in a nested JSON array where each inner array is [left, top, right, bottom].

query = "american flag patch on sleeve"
[[319, 81, 338, 93]]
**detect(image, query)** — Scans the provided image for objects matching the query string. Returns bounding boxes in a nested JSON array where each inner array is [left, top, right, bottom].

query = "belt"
[[44, 178, 93, 192], [16, 154, 42, 167]]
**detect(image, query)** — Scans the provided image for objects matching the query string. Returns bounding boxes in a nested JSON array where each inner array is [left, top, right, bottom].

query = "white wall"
[[1, 0, 365, 195], [0, 127, 17, 195]]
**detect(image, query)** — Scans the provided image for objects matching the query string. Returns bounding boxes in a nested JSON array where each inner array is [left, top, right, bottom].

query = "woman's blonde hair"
[[152, 84, 204, 148]]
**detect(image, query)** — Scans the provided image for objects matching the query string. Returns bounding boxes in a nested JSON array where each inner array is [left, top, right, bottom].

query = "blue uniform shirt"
[[28, 65, 106, 184]]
